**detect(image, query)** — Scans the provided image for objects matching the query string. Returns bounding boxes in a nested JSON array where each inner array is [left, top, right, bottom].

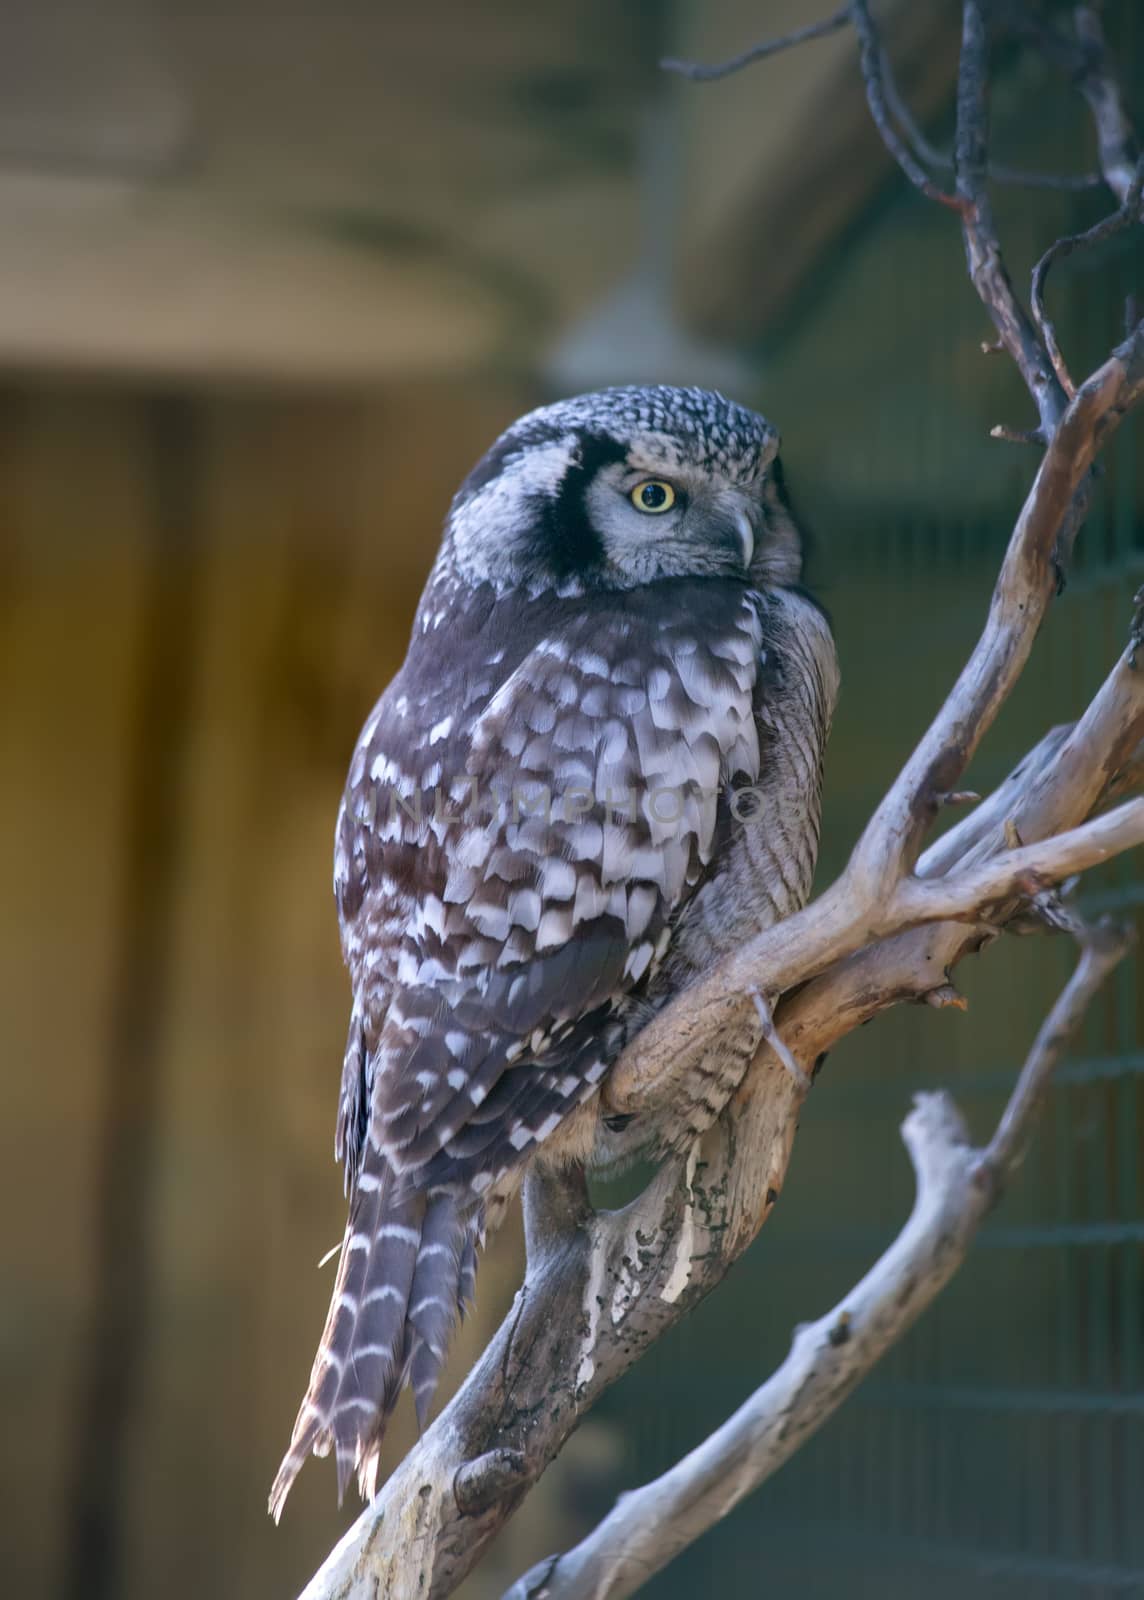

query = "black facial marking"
[[538, 431, 628, 580]]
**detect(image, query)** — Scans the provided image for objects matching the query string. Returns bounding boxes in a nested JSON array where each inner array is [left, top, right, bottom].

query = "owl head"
[[442, 386, 805, 594]]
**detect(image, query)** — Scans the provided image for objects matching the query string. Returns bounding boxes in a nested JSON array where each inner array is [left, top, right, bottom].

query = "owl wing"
[[341, 583, 765, 1195], [271, 581, 765, 1513]]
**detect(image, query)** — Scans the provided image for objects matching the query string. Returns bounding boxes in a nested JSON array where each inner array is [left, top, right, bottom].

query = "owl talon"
[[749, 986, 812, 1093]]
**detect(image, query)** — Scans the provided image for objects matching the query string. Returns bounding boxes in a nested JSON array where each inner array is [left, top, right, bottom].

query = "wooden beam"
[[0, 0, 649, 382], [0, 178, 523, 382]]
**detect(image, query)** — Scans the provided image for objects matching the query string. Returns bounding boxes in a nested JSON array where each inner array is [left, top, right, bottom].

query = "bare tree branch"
[[1072, 4, 1142, 201], [954, 0, 1071, 438], [1032, 152, 1144, 398], [504, 923, 1132, 1600], [878, 47, 1102, 191], [996, 1, 1142, 203], [660, 7, 850, 83], [849, 0, 968, 212], [889, 799, 1144, 922]]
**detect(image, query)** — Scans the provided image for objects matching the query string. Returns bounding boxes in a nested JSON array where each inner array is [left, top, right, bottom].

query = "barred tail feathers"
[[457, 1214, 481, 1319], [405, 1194, 477, 1427], [268, 1165, 480, 1517]]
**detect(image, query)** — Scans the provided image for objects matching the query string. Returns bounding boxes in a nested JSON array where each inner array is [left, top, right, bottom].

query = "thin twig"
[[660, 6, 850, 83], [665, 4, 1104, 198], [954, 0, 1069, 438], [1072, 5, 1142, 203], [976, 165, 1102, 193], [850, 0, 967, 213], [990, 423, 1045, 445], [878, 46, 1102, 193], [1031, 152, 1144, 398], [999, 2, 1142, 205]]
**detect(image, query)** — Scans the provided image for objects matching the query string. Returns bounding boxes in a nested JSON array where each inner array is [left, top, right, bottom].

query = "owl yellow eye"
[[630, 480, 676, 514]]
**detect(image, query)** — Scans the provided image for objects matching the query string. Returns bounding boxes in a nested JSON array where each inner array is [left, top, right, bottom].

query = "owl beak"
[[734, 508, 755, 569]]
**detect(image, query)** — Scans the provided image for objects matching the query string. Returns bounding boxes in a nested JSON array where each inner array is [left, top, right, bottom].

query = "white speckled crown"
[[463, 385, 778, 493]]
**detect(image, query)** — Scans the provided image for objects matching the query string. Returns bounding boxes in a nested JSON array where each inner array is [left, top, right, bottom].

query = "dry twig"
[[1032, 153, 1144, 398], [996, 1, 1141, 203], [879, 46, 1102, 192], [660, 6, 850, 83], [849, 0, 968, 212], [954, 0, 1071, 438]]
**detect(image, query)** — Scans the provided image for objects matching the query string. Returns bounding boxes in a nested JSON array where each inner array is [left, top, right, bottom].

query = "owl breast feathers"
[[270, 386, 838, 1515]]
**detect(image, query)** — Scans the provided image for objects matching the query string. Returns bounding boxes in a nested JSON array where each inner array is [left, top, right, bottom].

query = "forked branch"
[[506, 923, 1132, 1600]]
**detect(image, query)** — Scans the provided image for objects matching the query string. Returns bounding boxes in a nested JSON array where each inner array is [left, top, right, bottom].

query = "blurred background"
[[2, 2, 1142, 1597]]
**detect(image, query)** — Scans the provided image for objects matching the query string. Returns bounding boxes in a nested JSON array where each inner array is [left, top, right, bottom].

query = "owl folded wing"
[[337, 589, 765, 1198]]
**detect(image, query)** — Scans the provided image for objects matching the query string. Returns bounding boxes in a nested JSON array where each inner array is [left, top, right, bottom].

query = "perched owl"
[[270, 386, 838, 1516]]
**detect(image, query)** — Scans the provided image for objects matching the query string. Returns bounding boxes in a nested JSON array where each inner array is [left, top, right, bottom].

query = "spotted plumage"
[[270, 387, 838, 1516]]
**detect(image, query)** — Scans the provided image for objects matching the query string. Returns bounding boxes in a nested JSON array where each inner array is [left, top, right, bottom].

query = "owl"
[[270, 386, 838, 1516]]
